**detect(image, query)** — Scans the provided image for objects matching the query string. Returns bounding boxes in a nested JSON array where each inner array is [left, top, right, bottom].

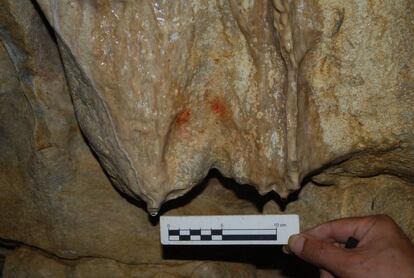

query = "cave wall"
[[0, 0, 413, 277]]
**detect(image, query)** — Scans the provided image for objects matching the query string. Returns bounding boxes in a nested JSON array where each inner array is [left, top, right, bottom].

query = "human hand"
[[286, 215, 414, 278]]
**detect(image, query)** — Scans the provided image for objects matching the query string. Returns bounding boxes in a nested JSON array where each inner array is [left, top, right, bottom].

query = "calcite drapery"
[[33, 0, 413, 215], [0, 0, 413, 277], [36, 0, 293, 214]]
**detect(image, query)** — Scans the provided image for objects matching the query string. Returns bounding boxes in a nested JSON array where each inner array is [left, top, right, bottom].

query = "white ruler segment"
[[160, 215, 299, 245]]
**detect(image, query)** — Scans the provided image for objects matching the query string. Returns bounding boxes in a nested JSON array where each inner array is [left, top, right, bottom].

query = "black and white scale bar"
[[168, 229, 277, 241], [160, 215, 299, 245]]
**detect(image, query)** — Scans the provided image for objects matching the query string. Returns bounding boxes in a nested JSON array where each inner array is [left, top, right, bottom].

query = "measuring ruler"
[[160, 215, 299, 245]]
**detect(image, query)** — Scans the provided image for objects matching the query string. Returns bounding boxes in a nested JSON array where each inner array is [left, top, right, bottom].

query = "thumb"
[[288, 234, 354, 276]]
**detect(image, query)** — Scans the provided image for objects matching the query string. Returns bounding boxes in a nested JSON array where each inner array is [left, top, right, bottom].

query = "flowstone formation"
[[0, 0, 413, 277], [36, 0, 291, 215]]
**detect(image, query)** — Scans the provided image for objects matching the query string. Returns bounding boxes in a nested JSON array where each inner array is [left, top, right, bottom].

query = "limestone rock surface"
[[264, 175, 414, 240], [0, 0, 413, 277], [35, 0, 290, 213], [28, 0, 414, 214], [3, 247, 256, 278], [294, 0, 414, 183]]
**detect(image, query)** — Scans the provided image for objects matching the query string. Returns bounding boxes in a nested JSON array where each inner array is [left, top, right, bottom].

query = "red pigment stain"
[[210, 97, 227, 118], [176, 108, 192, 126]]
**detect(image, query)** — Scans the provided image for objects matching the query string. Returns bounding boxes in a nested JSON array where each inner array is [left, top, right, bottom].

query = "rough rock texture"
[[3, 247, 256, 278], [265, 175, 414, 240], [294, 0, 414, 182], [0, 0, 413, 277], [35, 0, 291, 213], [28, 0, 413, 215]]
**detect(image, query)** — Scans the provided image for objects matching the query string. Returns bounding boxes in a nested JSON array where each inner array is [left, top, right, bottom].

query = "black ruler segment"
[[222, 234, 277, 240], [211, 229, 222, 235], [169, 228, 277, 241], [169, 229, 180, 236], [190, 229, 201, 235]]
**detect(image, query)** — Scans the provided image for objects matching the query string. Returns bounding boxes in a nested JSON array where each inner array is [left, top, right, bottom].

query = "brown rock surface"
[[295, 0, 414, 181], [3, 247, 256, 278], [29, 0, 413, 214], [264, 175, 414, 239], [0, 0, 413, 277], [35, 0, 291, 213]]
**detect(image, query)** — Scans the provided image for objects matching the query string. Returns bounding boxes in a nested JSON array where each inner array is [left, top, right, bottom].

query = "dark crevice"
[[0, 238, 156, 268], [117, 160, 348, 225], [146, 168, 296, 226], [331, 8, 345, 37], [0, 240, 17, 277], [0, 238, 318, 278], [0, 238, 319, 278], [30, 0, 58, 45], [163, 244, 318, 277], [309, 176, 335, 187]]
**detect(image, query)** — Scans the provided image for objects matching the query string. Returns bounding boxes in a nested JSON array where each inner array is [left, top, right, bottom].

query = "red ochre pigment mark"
[[176, 108, 192, 126], [210, 97, 227, 118]]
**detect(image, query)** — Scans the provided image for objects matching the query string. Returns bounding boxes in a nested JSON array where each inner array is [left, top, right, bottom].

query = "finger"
[[304, 216, 377, 243], [288, 234, 354, 276], [282, 245, 289, 254], [320, 269, 335, 278]]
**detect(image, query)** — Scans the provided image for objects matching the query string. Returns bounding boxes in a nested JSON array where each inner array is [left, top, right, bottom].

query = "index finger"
[[303, 216, 378, 243]]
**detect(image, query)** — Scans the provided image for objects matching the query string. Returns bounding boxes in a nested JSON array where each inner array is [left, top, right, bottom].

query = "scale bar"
[[168, 229, 276, 236], [168, 228, 277, 242], [161, 215, 300, 245], [169, 235, 278, 241]]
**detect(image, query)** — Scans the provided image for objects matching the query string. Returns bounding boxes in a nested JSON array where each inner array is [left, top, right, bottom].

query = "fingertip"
[[282, 245, 291, 255], [288, 234, 305, 255]]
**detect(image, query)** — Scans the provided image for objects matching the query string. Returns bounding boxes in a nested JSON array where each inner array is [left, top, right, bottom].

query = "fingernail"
[[282, 245, 291, 254], [288, 234, 305, 254]]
